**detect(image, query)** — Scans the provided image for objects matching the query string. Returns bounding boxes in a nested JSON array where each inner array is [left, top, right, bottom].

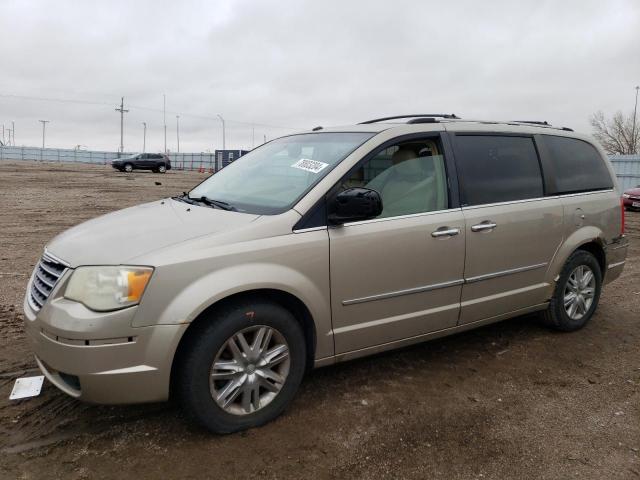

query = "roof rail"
[[512, 120, 550, 126], [510, 120, 574, 132], [359, 114, 460, 124]]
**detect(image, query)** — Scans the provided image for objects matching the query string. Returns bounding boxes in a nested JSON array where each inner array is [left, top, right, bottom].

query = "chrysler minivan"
[[23, 115, 628, 433]]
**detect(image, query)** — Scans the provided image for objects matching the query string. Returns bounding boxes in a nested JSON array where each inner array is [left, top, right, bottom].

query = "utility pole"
[[115, 97, 129, 154], [217, 114, 226, 150], [12, 121, 15, 146], [39, 120, 50, 154], [142, 122, 147, 153], [163, 94, 167, 153], [1, 124, 4, 145], [632, 86, 639, 154], [176, 115, 180, 153]]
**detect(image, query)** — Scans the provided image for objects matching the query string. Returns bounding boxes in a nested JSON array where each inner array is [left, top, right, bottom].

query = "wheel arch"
[[169, 288, 317, 398], [575, 240, 606, 275], [546, 227, 607, 289]]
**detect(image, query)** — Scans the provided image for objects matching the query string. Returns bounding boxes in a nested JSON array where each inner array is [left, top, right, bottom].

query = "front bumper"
[[23, 279, 188, 404], [623, 197, 640, 208]]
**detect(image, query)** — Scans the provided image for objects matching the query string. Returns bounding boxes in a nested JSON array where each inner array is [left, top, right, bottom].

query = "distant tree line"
[[590, 110, 639, 155]]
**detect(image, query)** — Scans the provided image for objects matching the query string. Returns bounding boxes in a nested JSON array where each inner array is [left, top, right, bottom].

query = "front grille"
[[28, 252, 67, 312]]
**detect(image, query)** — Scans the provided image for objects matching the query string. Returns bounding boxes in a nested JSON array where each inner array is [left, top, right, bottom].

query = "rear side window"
[[540, 136, 613, 194], [454, 135, 543, 206]]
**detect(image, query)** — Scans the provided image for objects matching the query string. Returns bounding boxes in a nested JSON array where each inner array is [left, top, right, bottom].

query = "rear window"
[[540, 136, 613, 194], [454, 135, 544, 206]]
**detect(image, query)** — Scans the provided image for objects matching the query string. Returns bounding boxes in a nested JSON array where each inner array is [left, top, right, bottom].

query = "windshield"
[[189, 132, 374, 214]]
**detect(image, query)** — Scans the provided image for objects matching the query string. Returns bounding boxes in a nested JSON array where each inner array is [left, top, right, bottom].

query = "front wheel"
[[176, 301, 306, 433], [158, 164, 167, 173], [541, 250, 602, 331], [123, 163, 133, 173]]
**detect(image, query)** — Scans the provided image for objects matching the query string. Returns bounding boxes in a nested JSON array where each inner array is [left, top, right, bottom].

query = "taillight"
[[620, 197, 625, 235]]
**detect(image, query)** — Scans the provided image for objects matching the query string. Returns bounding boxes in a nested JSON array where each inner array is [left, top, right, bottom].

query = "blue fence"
[[609, 155, 640, 191]]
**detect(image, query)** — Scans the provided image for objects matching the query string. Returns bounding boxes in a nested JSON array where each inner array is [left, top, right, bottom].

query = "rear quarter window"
[[540, 136, 613, 194]]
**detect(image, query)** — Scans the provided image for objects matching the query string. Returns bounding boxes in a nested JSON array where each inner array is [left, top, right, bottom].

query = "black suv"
[[112, 153, 171, 173]]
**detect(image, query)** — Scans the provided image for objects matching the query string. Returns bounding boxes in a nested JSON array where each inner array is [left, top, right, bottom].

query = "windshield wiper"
[[173, 192, 236, 211], [172, 192, 199, 205], [197, 196, 236, 211]]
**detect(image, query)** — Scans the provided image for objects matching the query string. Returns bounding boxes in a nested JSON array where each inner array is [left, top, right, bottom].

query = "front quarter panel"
[[131, 228, 333, 359]]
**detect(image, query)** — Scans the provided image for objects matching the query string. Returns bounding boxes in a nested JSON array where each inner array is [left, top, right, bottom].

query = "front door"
[[450, 133, 564, 324], [329, 134, 466, 354]]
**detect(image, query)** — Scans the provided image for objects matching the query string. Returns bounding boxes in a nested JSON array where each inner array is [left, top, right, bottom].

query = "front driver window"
[[339, 138, 449, 218]]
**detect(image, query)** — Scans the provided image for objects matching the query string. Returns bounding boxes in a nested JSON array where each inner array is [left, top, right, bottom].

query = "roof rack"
[[359, 114, 460, 124], [509, 120, 573, 132], [512, 120, 550, 126]]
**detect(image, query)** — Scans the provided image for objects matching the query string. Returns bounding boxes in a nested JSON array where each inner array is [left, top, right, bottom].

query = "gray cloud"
[[1, 0, 639, 152]]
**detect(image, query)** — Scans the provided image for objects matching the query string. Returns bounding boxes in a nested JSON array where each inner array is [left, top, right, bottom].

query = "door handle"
[[471, 221, 497, 232], [431, 227, 460, 238]]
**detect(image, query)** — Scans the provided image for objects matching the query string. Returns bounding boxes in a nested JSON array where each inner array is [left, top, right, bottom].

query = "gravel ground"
[[0, 161, 638, 480]]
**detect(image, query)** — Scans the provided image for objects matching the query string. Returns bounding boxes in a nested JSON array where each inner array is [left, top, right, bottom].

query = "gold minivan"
[[23, 115, 628, 433]]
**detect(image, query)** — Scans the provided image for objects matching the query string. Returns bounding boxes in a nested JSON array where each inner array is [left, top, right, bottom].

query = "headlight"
[[65, 266, 153, 311], [623, 193, 630, 198]]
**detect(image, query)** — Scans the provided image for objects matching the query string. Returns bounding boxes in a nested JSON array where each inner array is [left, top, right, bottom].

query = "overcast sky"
[[1, 0, 639, 152]]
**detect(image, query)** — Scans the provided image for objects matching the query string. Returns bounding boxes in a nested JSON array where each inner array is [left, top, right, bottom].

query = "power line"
[[0, 93, 301, 130]]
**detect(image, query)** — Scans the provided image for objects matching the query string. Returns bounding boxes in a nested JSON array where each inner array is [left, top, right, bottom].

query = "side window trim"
[[449, 131, 546, 207], [533, 133, 559, 195]]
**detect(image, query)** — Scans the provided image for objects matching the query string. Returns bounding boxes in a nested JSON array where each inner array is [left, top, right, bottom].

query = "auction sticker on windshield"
[[291, 158, 329, 174]]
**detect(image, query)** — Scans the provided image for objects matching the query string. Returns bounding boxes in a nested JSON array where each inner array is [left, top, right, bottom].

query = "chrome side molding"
[[342, 279, 465, 306], [343, 262, 549, 305]]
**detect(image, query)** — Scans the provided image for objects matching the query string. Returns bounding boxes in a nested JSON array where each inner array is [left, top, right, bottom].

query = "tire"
[[123, 163, 133, 173], [158, 165, 167, 173], [541, 250, 602, 332], [176, 301, 306, 434]]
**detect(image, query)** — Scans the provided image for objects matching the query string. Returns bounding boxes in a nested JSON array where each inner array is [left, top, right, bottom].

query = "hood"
[[46, 199, 260, 267], [624, 187, 640, 196]]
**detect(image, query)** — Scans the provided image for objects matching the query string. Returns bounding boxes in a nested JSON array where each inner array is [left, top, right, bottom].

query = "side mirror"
[[328, 187, 383, 225]]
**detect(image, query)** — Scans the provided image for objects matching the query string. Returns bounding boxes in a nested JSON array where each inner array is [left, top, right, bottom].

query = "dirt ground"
[[0, 161, 638, 480]]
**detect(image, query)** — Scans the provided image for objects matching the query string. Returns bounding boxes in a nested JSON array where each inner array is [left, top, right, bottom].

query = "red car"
[[623, 187, 640, 210]]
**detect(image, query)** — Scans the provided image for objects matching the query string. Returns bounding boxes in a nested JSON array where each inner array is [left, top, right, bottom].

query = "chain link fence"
[[0, 146, 221, 172]]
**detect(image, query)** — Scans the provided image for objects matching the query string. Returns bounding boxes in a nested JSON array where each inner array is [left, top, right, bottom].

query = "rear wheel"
[[176, 301, 306, 433], [541, 250, 602, 331], [123, 163, 133, 173]]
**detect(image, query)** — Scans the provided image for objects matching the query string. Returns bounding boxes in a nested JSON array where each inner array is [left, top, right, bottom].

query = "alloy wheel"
[[563, 265, 596, 320], [209, 325, 290, 415]]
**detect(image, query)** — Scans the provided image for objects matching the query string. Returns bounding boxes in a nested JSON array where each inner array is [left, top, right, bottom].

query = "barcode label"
[[291, 158, 329, 174]]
